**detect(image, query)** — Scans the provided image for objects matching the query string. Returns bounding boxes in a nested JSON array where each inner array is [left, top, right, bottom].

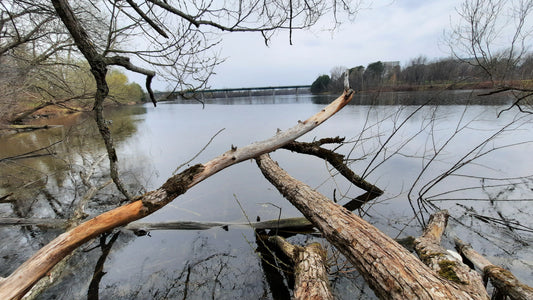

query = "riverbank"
[[323, 80, 532, 94], [0, 100, 144, 136], [1, 81, 527, 135]]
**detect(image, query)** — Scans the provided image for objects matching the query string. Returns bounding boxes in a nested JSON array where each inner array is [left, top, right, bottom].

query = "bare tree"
[[39, 0, 363, 199], [401, 56, 428, 86], [329, 65, 348, 92], [0, 0, 79, 123], [0, 2, 365, 296], [5, 1, 533, 299], [448, 0, 533, 112]]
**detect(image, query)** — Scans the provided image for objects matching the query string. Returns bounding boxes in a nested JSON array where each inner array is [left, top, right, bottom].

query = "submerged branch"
[[455, 238, 533, 300]]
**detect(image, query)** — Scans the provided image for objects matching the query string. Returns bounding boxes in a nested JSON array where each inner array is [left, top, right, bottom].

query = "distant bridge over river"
[[155, 85, 312, 100]]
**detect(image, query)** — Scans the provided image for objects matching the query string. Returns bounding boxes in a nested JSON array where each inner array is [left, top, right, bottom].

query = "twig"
[[173, 128, 225, 174]]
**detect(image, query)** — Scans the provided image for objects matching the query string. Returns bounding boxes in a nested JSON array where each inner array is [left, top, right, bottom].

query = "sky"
[[143, 0, 465, 90]]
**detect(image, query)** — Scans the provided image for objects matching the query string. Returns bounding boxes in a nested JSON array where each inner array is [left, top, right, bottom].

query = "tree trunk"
[[255, 153, 488, 299], [269, 236, 333, 300], [413, 211, 488, 297], [0, 90, 354, 300]]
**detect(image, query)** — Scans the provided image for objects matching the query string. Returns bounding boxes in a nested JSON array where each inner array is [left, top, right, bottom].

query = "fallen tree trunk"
[[0, 90, 354, 300], [269, 235, 333, 300], [455, 238, 533, 300], [256, 153, 489, 299], [414, 211, 488, 296]]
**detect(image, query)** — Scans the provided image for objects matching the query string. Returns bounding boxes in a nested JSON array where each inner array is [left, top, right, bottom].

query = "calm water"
[[1, 90, 532, 299]]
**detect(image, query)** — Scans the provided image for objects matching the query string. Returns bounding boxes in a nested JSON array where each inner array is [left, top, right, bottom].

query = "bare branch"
[[124, 0, 169, 38]]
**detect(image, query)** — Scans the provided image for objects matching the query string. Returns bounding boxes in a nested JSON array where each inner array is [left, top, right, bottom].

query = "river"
[[1, 90, 532, 299]]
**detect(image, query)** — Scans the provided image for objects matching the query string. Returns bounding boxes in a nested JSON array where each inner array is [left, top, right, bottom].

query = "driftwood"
[[455, 238, 533, 300], [269, 236, 333, 300], [0, 90, 355, 300], [2, 139, 378, 233], [413, 211, 488, 298], [256, 153, 489, 299]]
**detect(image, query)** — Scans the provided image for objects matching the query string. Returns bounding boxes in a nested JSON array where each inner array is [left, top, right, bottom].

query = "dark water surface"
[[1, 90, 532, 299]]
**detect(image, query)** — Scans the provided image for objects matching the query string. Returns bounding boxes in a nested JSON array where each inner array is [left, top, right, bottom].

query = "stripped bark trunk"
[[455, 238, 533, 300], [269, 236, 333, 300], [255, 153, 488, 299], [0, 90, 354, 300]]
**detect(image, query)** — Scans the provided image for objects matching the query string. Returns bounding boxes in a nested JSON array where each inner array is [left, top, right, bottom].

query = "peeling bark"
[[256, 153, 488, 300], [0, 91, 354, 300]]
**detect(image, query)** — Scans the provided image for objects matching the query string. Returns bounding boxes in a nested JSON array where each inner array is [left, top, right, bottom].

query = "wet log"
[[413, 211, 488, 297], [455, 238, 533, 300], [269, 236, 333, 300], [256, 153, 489, 300], [0, 90, 354, 300]]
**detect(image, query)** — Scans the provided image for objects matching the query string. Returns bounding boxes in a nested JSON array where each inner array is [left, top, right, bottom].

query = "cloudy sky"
[[144, 0, 465, 90]]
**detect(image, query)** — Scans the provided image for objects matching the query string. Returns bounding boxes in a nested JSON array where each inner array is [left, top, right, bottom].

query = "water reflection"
[[1, 91, 532, 299], [311, 89, 512, 105], [0, 106, 146, 277]]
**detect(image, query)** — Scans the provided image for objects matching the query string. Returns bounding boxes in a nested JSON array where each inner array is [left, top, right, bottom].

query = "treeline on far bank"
[[311, 54, 533, 94]]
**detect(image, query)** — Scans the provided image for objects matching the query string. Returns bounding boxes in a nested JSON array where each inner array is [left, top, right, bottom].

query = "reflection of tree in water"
[[0, 107, 148, 282], [0, 107, 144, 215], [449, 178, 533, 276], [98, 235, 271, 300], [311, 90, 512, 106], [37, 230, 135, 300], [88, 231, 121, 300]]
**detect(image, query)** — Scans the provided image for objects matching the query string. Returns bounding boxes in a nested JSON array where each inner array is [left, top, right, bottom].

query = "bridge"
[[155, 85, 312, 100]]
